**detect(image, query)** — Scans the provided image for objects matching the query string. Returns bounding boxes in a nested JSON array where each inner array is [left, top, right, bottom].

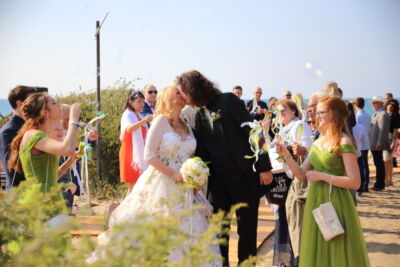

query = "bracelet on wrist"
[[69, 121, 84, 128]]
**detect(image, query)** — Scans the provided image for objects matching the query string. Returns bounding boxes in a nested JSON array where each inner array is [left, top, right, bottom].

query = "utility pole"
[[94, 13, 108, 181]]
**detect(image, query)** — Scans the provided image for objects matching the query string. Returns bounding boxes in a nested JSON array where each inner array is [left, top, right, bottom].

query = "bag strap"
[[10, 156, 20, 188], [328, 174, 332, 201]]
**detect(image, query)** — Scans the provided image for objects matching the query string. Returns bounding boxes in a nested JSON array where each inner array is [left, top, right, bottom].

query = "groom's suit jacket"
[[192, 93, 272, 195]]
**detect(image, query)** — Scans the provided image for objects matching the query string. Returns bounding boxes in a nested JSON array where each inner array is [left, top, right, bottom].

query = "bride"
[[92, 86, 221, 266]]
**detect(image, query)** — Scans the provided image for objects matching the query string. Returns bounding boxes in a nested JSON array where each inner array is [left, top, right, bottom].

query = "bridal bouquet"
[[180, 157, 210, 189]]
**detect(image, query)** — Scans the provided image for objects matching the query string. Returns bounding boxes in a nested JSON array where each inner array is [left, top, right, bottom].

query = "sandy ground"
[[257, 171, 400, 267]]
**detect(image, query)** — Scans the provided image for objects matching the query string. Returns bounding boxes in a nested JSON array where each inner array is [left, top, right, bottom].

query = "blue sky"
[[0, 0, 399, 100]]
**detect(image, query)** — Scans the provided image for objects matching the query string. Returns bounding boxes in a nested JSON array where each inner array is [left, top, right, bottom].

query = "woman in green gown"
[[275, 95, 370, 267], [8, 93, 81, 199]]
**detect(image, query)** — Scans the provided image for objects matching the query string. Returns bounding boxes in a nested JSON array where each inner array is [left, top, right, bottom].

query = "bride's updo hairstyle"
[[317, 95, 354, 156], [8, 93, 51, 172], [155, 86, 177, 120]]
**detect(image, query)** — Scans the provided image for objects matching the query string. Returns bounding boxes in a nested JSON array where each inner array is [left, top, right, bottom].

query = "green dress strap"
[[338, 144, 356, 154]]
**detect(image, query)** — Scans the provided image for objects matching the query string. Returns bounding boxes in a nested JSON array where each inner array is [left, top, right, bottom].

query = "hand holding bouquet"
[[180, 157, 210, 189]]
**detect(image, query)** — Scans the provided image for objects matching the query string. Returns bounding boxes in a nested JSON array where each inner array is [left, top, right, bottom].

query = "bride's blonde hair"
[[155, 86, 177, 120]]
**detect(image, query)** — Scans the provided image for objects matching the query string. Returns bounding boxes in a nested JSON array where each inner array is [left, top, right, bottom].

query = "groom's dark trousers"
[[193, 93, 272, 266]]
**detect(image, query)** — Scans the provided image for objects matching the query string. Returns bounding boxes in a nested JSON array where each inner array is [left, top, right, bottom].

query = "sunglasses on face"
[[147, 90, 157, 94], [284, 94, 292, 97], [308, 120, 315, 124]]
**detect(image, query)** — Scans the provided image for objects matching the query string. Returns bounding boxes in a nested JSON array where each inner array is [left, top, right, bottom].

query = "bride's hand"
[[171, 171, 183, 183]]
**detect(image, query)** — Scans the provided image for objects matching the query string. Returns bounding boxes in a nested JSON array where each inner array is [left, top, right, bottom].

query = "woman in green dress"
[[8, 93, 81, 198], [275, 95, 370, 266]]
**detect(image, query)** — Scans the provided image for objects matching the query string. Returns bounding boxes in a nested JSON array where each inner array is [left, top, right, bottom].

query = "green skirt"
[[299, 181, 370, 267]]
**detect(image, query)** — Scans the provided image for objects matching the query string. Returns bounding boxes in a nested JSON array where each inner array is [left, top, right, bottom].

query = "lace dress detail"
[[94, 115, 221, 266]]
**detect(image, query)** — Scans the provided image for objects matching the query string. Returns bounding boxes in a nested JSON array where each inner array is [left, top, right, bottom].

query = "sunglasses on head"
[[147, 90, 157, 94], [129, 91, 143, 100]]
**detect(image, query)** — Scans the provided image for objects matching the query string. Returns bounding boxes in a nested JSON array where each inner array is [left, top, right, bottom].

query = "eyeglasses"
[[147, 90, 157, 94], [315, 111, 328, 117]]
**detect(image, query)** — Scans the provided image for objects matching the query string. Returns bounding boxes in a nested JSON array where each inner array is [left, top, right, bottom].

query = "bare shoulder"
[[20, 129, 44, 148], [340, 133, 353, 145]]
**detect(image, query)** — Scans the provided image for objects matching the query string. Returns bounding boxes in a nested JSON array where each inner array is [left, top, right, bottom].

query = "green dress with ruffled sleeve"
[[299, 144, 370, 267]]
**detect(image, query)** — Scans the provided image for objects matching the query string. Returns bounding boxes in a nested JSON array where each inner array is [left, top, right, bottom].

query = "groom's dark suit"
[[193, 92, 272, 265]]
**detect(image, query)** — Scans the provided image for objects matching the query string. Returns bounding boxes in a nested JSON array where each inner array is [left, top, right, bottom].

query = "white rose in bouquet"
[[180, 157, 210, 189]]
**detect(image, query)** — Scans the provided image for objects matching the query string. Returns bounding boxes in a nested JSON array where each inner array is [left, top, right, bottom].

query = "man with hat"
[[369, 96, 390, 191]]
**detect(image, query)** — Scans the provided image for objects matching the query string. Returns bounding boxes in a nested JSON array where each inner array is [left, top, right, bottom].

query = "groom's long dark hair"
[[177, 70, 221, 107]]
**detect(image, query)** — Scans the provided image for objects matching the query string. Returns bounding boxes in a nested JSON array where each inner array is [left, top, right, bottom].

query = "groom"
[[178, 70, 273, 266]]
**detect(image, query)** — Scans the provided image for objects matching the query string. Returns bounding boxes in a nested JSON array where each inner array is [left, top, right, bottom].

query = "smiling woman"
[[274, 95, 370, 267]]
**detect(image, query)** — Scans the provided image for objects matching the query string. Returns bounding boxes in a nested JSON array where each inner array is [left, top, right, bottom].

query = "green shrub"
[[56, 78, 138, 199], [1, 181, 258, 266]]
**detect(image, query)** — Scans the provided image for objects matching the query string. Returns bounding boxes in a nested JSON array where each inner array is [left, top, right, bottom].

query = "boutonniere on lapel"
[[210, 109, 222, 122]]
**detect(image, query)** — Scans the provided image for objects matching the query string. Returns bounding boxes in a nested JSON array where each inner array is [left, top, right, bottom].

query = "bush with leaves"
[[0, 180, 258, 266]]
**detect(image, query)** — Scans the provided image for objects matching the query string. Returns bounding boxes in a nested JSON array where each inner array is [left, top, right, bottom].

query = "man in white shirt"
[[353, 97, 371, 192]]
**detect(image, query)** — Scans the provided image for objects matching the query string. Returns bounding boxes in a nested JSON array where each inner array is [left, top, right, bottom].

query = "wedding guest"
[[232, 85, 245, 106], [120, 91, 153, 194], [282, 90, 292, 100], [8, 93, 81, 200], [141, 84, 157, 126], [269, 97, 278, 111], [0, 85, 36, 191], [49, 120, 78, 211], [262, 99, 312, 267], [370, 96, 390, 191], [322, 81, 338, 93], [353, 97, 371, 192], [59, 104, 98, 199], [333, 87, 356, 132], [384, 92, 393, 102], [178, 70, 273, 266], [293, 93, 306, 121], [275, 95, 370, 266], [385, 99, 400, 186], [351, 120, 368, 196], [247, 87, 268, 121]]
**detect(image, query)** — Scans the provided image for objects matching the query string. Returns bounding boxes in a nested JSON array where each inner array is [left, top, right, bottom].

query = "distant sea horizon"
[[0, 97, 392, 119]]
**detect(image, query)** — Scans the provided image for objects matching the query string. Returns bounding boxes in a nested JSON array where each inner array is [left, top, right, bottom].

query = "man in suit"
[[177, 70, 273, 266], [369, 96, 390, 191], [232, 85, 245, 106], [246, 87, 268, 121], [0, 85, 36, 191], [141, 84, 157, 123]]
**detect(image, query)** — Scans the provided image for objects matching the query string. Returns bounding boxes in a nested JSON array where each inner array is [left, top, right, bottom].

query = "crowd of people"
[[0, 73, 399, 267]]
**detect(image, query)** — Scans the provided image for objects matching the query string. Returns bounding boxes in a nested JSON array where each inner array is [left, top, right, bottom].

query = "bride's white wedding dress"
[[92, 115, 221, 266]]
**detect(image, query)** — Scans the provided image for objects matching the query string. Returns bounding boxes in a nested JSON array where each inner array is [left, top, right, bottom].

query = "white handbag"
[[312, 176, 345, 241]]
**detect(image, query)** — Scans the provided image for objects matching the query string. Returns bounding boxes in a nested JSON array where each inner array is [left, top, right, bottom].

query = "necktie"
[[199, 108, 212, 135]]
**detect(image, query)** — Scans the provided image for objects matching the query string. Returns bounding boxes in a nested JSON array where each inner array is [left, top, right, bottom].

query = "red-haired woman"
[[275, 96, 370, 266], [8, 93, 81, 199], [119, 91, 153, 195]]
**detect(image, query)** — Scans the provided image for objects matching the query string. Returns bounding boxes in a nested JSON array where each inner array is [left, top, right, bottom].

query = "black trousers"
[[208, 165, 259, 267], [358, 150, 370, 192], [371, 150, 385, 189]]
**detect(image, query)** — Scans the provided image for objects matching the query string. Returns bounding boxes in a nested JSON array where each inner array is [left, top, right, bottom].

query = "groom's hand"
[[259, 171, 273, 185]]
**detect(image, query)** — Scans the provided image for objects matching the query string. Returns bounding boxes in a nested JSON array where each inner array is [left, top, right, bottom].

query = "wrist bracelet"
[[69, 121, 84, 128]]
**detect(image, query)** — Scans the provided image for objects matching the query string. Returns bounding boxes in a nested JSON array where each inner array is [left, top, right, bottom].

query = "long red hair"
[[317, 95, 355, 156], [8, 93, 50, 172]]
